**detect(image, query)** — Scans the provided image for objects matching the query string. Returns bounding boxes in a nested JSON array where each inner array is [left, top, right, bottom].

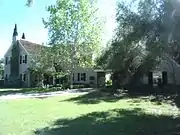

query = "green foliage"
[[43, 0, 104, 69], [106, 80, 112, 86], [96, 0, 172, 85], [29, 45, 55, 75], [26, 0, 33, 7]]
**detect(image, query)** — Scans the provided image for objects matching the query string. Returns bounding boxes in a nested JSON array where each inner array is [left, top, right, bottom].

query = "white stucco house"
[[4, 24, 108, 88]]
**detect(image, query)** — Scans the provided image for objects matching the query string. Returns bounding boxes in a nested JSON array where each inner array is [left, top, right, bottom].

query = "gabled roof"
[[18, 39, 43, 55]]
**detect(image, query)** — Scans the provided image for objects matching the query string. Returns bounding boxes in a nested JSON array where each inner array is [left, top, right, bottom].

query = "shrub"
[[106, 80, 112, 86], [72, 83, 90, 89]]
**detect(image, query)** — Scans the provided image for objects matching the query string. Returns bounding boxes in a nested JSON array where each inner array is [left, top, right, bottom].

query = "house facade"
[[142, 56, 180, 85], [4, 24, 44, 87], [4, 24, 108, 88]]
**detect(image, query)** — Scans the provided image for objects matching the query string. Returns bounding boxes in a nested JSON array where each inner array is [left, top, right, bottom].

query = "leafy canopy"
[[43, 0, 104, 69]]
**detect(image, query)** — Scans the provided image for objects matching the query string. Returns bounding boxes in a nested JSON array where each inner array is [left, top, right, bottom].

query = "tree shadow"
[[63, 86, 180, 108], [33, 108, 180, 135], [62, 90, 129, 104]]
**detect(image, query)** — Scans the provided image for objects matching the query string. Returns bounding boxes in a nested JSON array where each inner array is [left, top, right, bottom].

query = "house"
[[4, 24, 110, 88], [4, 24, 46, 87], [142, 55, 180, 86], [72, 67, 111, 87]]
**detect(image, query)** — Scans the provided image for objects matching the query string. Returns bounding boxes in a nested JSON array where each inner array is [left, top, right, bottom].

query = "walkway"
[[0, 88, 94, 100]]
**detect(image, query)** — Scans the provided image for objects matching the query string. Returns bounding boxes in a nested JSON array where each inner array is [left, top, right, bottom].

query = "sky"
[[0, 0, 117, 58]]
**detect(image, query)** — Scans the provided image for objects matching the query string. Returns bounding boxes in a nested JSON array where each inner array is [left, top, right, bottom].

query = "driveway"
[[0, 88, 94, 100]]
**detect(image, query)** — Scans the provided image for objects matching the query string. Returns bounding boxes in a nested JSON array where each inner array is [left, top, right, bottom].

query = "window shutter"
[[84, 73, 86, 81], [23, 74, 26, 81], [20, 56, 22, 64], [25, 55, 27, 64], [77, 73, 80, 81]]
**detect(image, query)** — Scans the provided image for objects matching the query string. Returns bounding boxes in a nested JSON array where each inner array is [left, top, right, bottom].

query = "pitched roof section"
[[18, 39, 43, 55]]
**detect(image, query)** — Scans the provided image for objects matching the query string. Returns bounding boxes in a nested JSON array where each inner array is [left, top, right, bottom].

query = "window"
[[20, 74, 26, 81], [22, 55, 27, 64], [23, 74, 26, 81], [24, 55, 27, 64], [162, 71, 168, 85], [89, 76, 95, 80], [81, 73, 86, 81], [5, 57, 8, 65], [77, 73, 80, 81], [23, 55, 25, 63], [20, 74, 22, 81], [20, 55, 22, 64], [77, 73, 86, 81]]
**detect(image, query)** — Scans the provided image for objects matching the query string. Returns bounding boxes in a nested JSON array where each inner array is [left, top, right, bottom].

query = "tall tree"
[[96, 0, 172, 87], [26, 0, 33, 6], [43, 0, 104, 85]]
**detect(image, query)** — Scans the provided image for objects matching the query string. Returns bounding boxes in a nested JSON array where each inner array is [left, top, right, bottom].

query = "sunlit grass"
[[0, 93, 179, 135]]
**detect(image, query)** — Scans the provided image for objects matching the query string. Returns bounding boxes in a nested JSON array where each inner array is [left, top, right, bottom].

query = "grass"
[[0, 91, 180, 135]]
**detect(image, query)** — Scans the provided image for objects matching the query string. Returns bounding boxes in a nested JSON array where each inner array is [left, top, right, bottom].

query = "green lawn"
[[0, 91, 180, 135]]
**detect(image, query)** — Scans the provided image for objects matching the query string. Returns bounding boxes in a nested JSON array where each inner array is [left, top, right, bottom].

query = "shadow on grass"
[[34, 108, 180, 135], [63, 90, 129, 104], [63, 86, 180, 108]]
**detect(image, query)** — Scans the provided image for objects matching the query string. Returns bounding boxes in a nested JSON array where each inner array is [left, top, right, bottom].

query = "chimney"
[[22, 33, 25, 39], [13, 24, 18, 37], [12, 24, 18, 42]]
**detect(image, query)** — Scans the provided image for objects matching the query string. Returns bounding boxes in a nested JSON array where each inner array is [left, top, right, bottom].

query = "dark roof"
[[18, 39, 43, 55]]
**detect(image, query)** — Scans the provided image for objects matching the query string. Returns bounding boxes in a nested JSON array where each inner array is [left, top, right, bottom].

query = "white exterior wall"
[[19, 44, 29, 75], [73, 67, 97, 85], [4, 41, 31, 87]]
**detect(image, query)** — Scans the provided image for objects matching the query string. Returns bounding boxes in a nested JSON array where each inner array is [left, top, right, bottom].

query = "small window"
[[77, 73, 80, 81], [23, 74, 26, 81], [81, 73, 86, 81], [20, 55, 22, 64], [23, 55, 25, 63], [25, 55, 27, 64], [89, 76, 95, 80]]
